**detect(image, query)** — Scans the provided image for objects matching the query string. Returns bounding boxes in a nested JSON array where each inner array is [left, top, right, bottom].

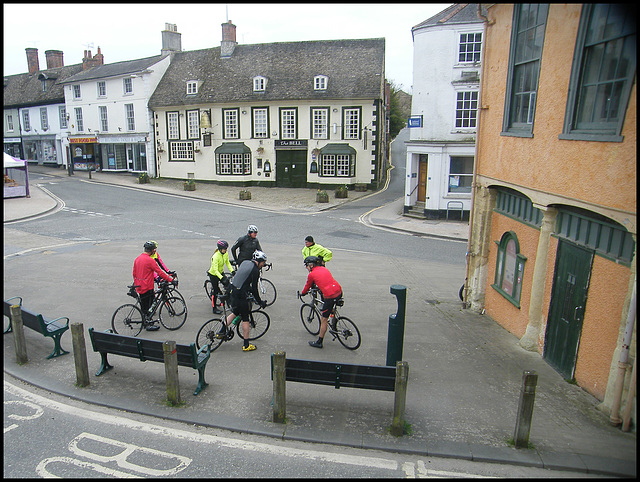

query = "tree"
[[387, 80, 410, 140]]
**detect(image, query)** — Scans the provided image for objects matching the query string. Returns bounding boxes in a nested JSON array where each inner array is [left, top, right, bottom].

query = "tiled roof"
[[148, 38, 385, 108], [4, 64, 84, 108], [412, 3, 486, 30], [60, 55, 166, 83]]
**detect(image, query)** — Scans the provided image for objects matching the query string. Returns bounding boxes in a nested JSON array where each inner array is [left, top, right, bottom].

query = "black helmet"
[[143, 241, 156, 251], [304, 256, 320, 266], [217, 239, 229, 250]]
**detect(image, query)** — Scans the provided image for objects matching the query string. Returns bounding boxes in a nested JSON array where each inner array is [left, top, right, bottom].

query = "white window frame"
[[99, 106, 108, 132], [169, 141, 194, 161], [167, 112, 179, 139], [458, 32, 482, 63], [186, 81, 198, 95], [187, 110, 200, 139], [59, 107, 67, 129], [252, 107, 268, 138], [454, 90, 478, 129], [223, 109, 239, 139], [22, 111, 31, 131], [447, 156, 474, 194], [75, 107, 84, 131], [123, 77, 133, 95], [6, 114, 14, 132], [343, 108, 360, 140], [97, 81, 107, 97], [253, 76, 267, 92], [40, 107, 49, 131], [125, 104, 135, 131], [73, 84, 81, 99], [311, 107, 329, 139], [280, 108, 297, 139], [314, 75, 328, 90]]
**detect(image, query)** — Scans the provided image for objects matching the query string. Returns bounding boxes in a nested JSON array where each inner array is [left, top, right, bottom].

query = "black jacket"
[[231, 234, 262, 264]]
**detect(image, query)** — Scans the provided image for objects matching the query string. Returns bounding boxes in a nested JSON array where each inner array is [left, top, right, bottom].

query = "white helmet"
[[252, 250, 267, 262], [248, 225, 258, 233]]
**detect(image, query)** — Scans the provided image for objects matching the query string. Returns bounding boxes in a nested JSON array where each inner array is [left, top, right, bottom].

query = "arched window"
[[492, 231, 527, 307]]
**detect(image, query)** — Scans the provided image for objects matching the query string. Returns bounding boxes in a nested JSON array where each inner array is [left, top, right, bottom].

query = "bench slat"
[[284, 358, 396, 391]]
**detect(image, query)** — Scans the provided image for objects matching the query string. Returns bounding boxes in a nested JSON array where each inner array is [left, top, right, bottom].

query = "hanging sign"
[[407, 116, 423, 128]]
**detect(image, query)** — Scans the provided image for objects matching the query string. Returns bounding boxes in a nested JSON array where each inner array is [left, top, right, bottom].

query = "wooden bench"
[[271, 353, 409, 434], [88, 328, 210, 396], [3, 297, 70, 359]]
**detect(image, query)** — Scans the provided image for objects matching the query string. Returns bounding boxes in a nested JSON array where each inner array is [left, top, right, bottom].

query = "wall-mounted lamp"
[[263, 160, 271, 173], [309, 161, 318, 174], [118, 127, 122, 131], [332, 108, 338, 113], [241, 110, 247, 115]]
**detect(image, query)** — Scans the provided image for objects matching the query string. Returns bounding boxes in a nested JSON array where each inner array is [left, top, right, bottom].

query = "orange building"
[[466, 4, 636, 428]]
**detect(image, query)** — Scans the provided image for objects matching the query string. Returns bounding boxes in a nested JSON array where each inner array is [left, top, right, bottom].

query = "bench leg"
[[193, 367, 208, 396], [46, 333, 70, 359], [95, 352, 114, 376]]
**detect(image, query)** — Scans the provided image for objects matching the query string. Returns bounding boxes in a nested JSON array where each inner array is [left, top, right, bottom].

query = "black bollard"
[[386, 285, 407, 366]]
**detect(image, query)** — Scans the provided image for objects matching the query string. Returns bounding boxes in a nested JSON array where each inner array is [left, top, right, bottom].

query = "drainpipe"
[[463, 5, 490, 307], [609, 277, 636, 425]]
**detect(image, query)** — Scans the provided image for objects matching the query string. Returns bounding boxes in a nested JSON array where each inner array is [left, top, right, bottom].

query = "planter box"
[[239, 190, 252, 200], [184, 183, 196, 191], [335, 190, 348, 199], [355, 183, 367, 192], [316, 192, 329, 203]]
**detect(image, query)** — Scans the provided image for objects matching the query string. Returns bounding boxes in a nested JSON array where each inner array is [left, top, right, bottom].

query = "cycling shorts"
[[321, 292, 343, 319]]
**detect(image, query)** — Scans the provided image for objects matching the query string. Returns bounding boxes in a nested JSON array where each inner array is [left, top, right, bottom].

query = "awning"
[[320, 143, 356, 155], [215, 142, 250, 154], [3, 152, 26, 169]]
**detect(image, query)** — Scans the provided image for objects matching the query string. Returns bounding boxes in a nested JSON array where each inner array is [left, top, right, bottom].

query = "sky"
[[3, 3, 451, 93]]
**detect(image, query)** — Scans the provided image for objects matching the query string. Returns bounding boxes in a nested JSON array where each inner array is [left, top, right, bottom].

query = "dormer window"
[[314, 75, 328, 90], [253, 76, 267, 92], [186, 80, 198, 95]]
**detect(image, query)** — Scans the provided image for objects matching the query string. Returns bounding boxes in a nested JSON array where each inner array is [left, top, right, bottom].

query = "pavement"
[[3, 165, 636, 477]]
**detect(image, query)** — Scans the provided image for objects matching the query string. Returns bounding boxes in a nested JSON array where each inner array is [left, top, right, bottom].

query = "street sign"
[[407, 116, 422, 128]]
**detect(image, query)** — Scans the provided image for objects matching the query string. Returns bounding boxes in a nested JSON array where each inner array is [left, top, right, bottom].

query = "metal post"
[[272, 351, 286, 423], [71, 323, 90, 387], [10, 305, 28, 364], [514, 370, 538, 448], [163, 340, 180, 405], [386, 285, 407, 366], [391, 361, 409, 436]]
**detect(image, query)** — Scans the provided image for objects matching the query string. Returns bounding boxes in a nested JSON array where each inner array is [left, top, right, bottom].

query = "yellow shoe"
[[242, 344, 256, 352]]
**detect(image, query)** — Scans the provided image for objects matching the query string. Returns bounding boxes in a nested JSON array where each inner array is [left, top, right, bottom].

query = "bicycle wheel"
[[258, 278, 277, 307], [204, 279, 214, 301], [111, 304, 144, 336], [168, 287, 186, 305], [236, 310, 270, 341], [299, 303, 321, 335], [196, 318, 226, 352], [159, 296, 188, 330], [334, 316, 361, 350]]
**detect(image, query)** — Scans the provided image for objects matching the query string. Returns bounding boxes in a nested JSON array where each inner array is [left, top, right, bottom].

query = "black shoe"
[[215, 327, 227, 339], [308, 339, 323, 348], [212, 307, 223, 314], [145, 323, 160, 331]]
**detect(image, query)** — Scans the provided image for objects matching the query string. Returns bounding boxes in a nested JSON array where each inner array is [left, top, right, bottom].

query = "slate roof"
[[60, 55, 166, 84], [412, 3, 486, 30], [148, 38, 385, 108], [4, 63, 84, 108]]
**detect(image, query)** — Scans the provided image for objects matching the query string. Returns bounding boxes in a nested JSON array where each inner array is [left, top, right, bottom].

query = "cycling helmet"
[[304, 255, 320, 266], [252, 250, 267, 262], [143, 241, 156, 251], [149, 240, 158, 248], [217, 239, 229, 250], [247, 225, 258, 233]]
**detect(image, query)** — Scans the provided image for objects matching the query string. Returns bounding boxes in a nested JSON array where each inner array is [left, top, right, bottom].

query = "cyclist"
[[231, 224, 262, 265], [217, 250, 268, 351], [300, 255, 343, 348], [149, 240, 176, 281], [133, 241, 175, 331], [301, 235, 332, 265], [207, 239, 234, 314]]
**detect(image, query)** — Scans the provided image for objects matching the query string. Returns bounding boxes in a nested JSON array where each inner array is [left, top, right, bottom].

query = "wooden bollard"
[[272, 351, 286, 423], [391, 361, 409, 436], [514, 370, 538, 448], [163, 340, 180, 405], [71, 323, 90, 387], [10, 305, 28, 364]]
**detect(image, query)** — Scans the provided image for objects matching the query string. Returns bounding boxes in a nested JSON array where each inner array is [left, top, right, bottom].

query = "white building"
[[405, 4, 486, 220]]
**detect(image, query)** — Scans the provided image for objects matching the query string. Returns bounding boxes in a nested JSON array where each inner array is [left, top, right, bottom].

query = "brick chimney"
[[26, 48, 40, 74], [82, 47, 104, 70], [45, 50, 64, 69], [161, 23, 182, 56], [220, 20, 237, 58]]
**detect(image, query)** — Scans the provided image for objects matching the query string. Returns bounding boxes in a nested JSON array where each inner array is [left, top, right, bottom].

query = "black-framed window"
[[561, 4, 636, 142], [311, 107, 329, 139], [167, 112, 180, 139], [215, 143, 252, 175], [492, 231, 527, 307], [169, 141, 194, 161], [186, 109, 200, 140], [280, 107, 297, 139], [319, 144, 356, 177], [252, 107, 269, 138], [502, 4, 549, 137], [342, 107, 360, 140], [223, 108, 240, 139]]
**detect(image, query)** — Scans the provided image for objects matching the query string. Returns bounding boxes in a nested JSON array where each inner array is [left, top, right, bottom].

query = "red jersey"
[[133, 252, 172, 293], [302, 266, 342, 299]]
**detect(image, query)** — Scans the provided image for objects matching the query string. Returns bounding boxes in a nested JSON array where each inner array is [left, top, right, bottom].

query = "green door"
[[543, 240, 593, 380], [275, 150, 307, 187]]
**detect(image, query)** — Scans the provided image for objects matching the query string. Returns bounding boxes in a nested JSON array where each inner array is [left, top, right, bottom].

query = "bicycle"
[[157, 271, 185, 304], [204, 262, 277, 308], [196, 292, 270, 352], [297, 288, 361, 350], [111, 279, 187, 336]]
